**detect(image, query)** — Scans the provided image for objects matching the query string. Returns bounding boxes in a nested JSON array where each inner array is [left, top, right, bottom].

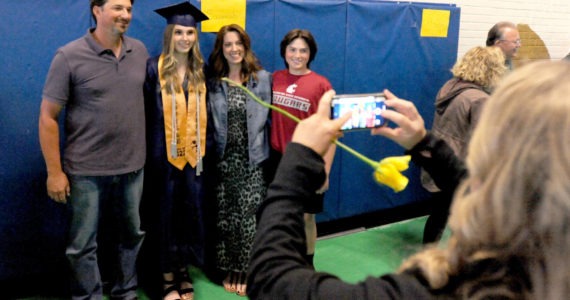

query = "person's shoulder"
[[57, 34, 90, 53], [456, 81, 488, 100], [256, 69, 272, 80], [273, 69, 288, 78], [308, 71, 332, 89], [308, 71, 329, 82]]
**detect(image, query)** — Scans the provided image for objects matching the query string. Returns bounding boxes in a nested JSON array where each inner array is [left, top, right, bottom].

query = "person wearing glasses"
[[486, 21, 521, 70]]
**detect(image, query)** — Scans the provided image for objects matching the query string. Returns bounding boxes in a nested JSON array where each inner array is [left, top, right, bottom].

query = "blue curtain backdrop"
[[0, 0, 459, 281]]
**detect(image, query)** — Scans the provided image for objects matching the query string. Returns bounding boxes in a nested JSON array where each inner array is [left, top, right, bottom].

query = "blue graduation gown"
[[142, 55, 214, 271]]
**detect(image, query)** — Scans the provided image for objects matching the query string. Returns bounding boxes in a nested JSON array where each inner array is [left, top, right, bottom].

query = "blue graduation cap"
[[154, 1, 209, 28]]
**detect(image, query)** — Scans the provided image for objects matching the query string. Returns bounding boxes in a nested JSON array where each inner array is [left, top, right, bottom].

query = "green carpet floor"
[[19, 216, 449, 300]]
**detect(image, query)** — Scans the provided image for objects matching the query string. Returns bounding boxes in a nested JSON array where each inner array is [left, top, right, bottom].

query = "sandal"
[[176, 268, 194, 300], [163, 277, 181, 300]]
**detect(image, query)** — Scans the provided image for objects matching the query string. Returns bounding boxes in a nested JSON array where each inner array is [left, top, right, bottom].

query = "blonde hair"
[[160, 24, 205, 94], [451, 46, 507, 90], [401, 61, 570, 299]]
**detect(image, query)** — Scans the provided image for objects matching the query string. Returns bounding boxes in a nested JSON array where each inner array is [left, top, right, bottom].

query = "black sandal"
[[163, 278, 181, 300], [176, 268, 194, 300]]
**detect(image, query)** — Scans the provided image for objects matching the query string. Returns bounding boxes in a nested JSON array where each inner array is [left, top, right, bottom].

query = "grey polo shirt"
[[42, 29, 149, 176]]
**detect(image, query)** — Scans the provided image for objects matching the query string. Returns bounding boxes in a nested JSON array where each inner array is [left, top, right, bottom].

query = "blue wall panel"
[[274, 0, 347, 91], [274, 0, 349, 221], [0, 0, 91, 282], [334, 1, 460, 219], [0, 0, 459, 280]]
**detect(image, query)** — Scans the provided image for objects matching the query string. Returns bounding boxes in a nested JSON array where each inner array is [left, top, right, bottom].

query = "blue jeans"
[[66, 168, 145, 300]]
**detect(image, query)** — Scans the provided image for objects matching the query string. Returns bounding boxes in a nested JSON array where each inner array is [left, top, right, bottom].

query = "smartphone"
[[330, 93, 387, 131]]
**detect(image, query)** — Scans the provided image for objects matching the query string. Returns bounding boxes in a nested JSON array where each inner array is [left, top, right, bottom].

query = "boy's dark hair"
[[280, 29, 317, 69]]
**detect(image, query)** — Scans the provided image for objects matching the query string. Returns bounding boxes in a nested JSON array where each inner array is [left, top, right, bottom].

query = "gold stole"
[[158, 54, 207, 172]]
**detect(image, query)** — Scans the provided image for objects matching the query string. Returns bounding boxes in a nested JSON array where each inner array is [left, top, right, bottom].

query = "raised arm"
[[247, 90, 436, 299]]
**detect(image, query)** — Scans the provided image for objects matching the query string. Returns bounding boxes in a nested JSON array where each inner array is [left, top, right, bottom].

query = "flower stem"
[[222, 77, 301, 123], [333, 140, 378, 168], [222, 77, 378, 169]]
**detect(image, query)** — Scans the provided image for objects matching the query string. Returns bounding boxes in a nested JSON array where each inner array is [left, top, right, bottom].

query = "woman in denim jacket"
[[206, 24, 272, 297]]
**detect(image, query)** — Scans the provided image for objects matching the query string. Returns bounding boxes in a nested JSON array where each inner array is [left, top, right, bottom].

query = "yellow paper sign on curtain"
[[201, 0, 246, 32], [420, 9, 450, 37]]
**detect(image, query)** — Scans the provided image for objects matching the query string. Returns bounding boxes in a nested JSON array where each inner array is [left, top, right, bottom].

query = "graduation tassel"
[[170, 82, 178, 159], [196, 91, 203, 176]]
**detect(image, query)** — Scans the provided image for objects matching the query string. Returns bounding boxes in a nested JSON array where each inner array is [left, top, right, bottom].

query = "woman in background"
[[207, 24, 272, 297], [270, 29, 334, 266], [421, 46, 507, 244], [143, 2, 209, 300]]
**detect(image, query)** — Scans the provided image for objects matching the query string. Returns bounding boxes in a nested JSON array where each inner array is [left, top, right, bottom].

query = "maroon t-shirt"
[[271, 70, 332, 153]]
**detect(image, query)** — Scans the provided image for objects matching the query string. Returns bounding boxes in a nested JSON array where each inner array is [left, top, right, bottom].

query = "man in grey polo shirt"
[[38, 0, 148, 299]]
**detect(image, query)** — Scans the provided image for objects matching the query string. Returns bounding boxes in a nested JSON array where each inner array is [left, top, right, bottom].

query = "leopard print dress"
[[215, 85, 267, 272]]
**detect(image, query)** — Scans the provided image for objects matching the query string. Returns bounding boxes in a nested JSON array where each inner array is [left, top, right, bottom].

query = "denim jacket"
[[207, 70, 272, 165]]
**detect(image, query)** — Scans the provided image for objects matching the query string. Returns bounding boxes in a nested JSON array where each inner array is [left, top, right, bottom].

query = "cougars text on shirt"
[[273, 91, 311, 112]]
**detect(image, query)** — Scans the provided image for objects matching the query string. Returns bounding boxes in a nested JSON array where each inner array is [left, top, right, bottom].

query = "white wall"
[[389, 0, 570, 60]]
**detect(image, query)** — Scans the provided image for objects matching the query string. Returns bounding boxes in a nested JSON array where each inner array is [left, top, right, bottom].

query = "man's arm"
[[39, 99, 69, 203]]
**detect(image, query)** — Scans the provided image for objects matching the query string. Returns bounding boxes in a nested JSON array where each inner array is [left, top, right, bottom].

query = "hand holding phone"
[[330, 93, 386, 131]]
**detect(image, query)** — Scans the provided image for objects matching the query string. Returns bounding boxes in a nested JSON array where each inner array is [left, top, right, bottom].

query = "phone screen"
[[330, 93, 386, 131]]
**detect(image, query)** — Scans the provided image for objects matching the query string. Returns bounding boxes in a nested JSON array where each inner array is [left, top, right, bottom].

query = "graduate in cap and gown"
[[143, 2, 210, 300]]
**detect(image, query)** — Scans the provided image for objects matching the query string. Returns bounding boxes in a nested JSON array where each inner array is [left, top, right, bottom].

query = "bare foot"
[[230, 272, 239, 293], [163, 288, 181, 300], [179, 283, 193, 300], [223, 272, 236, 293], [235, 272, 247, 296], [178, 268, 194, 300]]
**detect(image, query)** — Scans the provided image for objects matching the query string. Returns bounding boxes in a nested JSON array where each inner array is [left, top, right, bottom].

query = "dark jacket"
[[247, 134, 467, 299], [422, 77, 488, 192]]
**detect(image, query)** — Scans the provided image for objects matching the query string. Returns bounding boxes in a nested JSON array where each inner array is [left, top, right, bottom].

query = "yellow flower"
[[373, 156, 411, 192]]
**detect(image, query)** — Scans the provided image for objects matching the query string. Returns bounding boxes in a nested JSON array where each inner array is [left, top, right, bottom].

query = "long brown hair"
[[208, 24, 262, 83], [160, 24, 205, 94], [400, 61, 570, 299]]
